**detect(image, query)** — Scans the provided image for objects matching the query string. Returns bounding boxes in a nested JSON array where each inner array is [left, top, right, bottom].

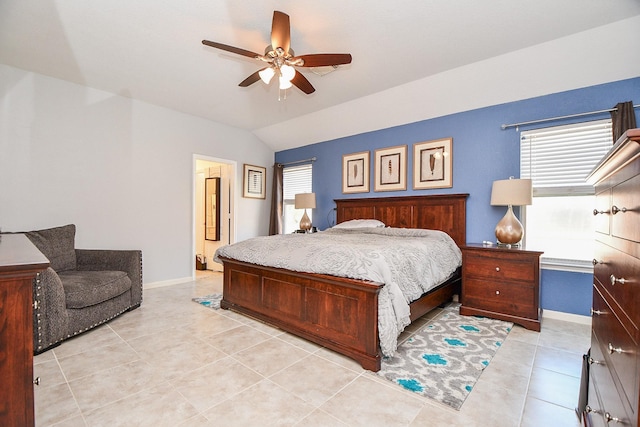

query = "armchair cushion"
[[58, 270, 132, 309], [26, 224, 77, 272]]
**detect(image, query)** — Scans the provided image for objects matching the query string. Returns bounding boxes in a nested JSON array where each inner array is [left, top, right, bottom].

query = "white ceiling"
[[2, 0, 640, 152]]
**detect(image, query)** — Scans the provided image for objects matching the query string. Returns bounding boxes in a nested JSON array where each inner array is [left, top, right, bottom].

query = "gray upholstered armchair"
[[23, 224, 142, 354]]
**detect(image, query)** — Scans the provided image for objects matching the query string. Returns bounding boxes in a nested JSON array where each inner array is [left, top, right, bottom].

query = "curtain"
[[610, 101, 637, 142], [268, 163, 284, 235]]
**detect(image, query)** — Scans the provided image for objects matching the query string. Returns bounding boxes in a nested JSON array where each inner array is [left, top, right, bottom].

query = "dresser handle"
[[588, 357, 604, 365], [608, 343, 623, 354], [593, 208, 609, 215], [495, 267, 500, 272], [590, 308, 602, 316], [495, 290, 500, 295], [610, 205, 627, 215], [34, 377, 40, 386], [604, 412, 622, 423], [610, 274, 627, 285]]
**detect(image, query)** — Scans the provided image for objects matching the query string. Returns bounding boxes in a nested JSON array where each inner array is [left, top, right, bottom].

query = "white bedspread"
[[214, 227, 462, 357]]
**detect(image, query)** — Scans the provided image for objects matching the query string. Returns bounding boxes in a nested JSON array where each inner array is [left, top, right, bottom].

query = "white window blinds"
[[283, 164, 312, 200], [520, 119, 613, 196]]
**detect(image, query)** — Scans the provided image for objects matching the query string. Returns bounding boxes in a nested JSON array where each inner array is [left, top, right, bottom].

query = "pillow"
[[333, 219, 385, 229], [25, 224, 77, 272]]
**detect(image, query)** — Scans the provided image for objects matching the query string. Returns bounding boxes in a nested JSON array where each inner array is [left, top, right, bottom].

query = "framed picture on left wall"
[[243, 164, 266, 199]]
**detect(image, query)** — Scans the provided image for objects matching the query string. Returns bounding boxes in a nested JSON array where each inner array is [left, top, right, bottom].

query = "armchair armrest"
[[75, 249, 143, 306], [33, 267, 69, 353]]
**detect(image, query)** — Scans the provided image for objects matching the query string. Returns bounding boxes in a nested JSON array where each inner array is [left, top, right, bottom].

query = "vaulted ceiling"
[[2, 1, 639, 151]]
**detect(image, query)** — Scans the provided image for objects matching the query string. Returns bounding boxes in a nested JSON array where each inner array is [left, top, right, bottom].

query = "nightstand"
[[459, 243, 543, 331]]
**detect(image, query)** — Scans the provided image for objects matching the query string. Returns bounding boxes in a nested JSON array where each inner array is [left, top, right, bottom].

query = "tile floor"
[[33, 271, 590, 427]]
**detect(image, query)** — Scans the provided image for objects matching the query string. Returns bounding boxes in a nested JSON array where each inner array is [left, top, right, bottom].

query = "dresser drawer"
[[592, 285, 638, 419], [463, 278, 536, 318], [611, 173, 640, 244], [589, 330, 632, 427], [463, 252, 536, 282], [593, 242, 640, 328], [594, 188, 611, 236]]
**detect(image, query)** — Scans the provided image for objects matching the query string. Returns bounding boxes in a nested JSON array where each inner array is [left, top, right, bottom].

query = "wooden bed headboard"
[[334, 194, 468, 246]]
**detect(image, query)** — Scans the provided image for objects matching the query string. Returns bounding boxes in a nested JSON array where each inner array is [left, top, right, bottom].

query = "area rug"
[[192, 293, 223, 310], [377, 303, 512, 410]]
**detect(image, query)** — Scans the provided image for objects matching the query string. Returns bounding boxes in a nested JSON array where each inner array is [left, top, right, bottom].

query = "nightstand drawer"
[[464, 252, 536, 282], [463, 278, 537, 318]]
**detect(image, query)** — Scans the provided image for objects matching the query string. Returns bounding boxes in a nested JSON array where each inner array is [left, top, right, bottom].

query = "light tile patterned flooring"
[[34, 271, 590, 426]]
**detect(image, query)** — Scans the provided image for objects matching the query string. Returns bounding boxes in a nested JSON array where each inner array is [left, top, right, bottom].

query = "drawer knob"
[[495, 267, 500, 272], [609, 274, 627, 286], [590, 308, 602, 316], [588, 357, 604, 365], [495, 290, 500, 295], [604, 412, 622, 423], [593, 208, 609, 215], [608, 343, 623, 354], [610, 205, 627, 215], [34, 377, 40, 386]]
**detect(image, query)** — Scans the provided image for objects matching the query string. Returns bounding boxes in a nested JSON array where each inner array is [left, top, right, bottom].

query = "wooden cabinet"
[[460, 243, 543, 331], [584, 128, 640, 427], [0, 234, 49, 427]]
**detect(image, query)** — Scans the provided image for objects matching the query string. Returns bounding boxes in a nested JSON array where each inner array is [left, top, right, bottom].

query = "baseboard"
[[542, 309, 592, 325], [144, 276, 193, 289]]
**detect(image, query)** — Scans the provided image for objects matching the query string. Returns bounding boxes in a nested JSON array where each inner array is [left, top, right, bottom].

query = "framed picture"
[[342, 151, 370, 193], [413, 138, 453, 189], [242, 164, 266, 199], [374, 145, 407, 192]]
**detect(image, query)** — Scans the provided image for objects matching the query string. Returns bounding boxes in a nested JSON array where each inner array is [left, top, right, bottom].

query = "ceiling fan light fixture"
[[279, 76, 293, 90], [259, 67, 275, 84], [280, 64, 296, 81]]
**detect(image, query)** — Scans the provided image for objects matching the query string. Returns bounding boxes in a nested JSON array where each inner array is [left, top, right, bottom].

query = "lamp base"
[[299, 209, 312, 232], [495, 205, 524, 246]]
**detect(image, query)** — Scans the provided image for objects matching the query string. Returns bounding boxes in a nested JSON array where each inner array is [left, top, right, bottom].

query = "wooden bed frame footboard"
[[220, 258, 383, 371], [219, 194, 468, 372]]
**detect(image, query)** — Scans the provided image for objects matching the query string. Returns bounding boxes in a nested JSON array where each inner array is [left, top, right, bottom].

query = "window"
[[520, 119, 613, 271], [283, 164, 313, 234]]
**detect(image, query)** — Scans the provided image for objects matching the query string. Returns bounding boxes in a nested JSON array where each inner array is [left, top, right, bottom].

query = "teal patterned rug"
[[378, 303, 512, 410], [192, 293, 223, 310]]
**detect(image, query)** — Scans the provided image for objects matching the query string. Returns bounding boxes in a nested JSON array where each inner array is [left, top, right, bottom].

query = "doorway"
[[193, 155, 236, 276]]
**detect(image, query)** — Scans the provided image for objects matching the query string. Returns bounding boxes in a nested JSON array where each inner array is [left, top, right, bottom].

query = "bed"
[[216, 194, 468, 371]]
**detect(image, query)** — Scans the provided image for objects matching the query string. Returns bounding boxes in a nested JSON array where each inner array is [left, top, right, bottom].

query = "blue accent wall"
[[275, 77, 640, 316]]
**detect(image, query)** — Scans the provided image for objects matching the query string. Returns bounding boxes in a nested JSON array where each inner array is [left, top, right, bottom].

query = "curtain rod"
[[280, 157, 316, 166], [501, 104, 640, 130]]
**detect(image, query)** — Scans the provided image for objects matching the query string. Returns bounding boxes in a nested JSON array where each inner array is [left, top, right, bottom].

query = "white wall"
[[0, 64, 273, 284]]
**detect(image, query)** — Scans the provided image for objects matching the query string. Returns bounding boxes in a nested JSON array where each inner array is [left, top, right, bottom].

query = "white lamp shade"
[[279, 75, 293, 90], [294, 193, 316, 209], [280, 64, 296, 81], [259, 67, 275, 84], [490, 178, 532, 206]]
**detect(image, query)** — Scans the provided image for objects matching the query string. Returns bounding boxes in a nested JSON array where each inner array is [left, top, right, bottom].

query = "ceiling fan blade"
[[294, 53, 352, 67], [238, 70, 263, 87], [202, 40, 261, 59], [271, 11, 291, 53], [291, 71, 315, 94]]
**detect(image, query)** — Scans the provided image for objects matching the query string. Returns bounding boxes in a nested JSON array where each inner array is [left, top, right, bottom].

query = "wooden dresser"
[[460, 243, 543, 331], [584, 128, 640, 427], [0, 234, 50, 427]]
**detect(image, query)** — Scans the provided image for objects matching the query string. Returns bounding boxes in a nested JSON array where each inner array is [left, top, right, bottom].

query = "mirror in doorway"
[[205, 177, 221, 241]]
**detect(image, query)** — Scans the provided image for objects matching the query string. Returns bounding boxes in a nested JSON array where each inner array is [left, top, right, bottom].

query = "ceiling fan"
[[202, 10, 352, 95]]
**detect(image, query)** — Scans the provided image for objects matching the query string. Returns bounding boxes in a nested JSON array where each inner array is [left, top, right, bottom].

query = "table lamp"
[[490, 178, 532, 247], [294, 193, 316, 232]]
